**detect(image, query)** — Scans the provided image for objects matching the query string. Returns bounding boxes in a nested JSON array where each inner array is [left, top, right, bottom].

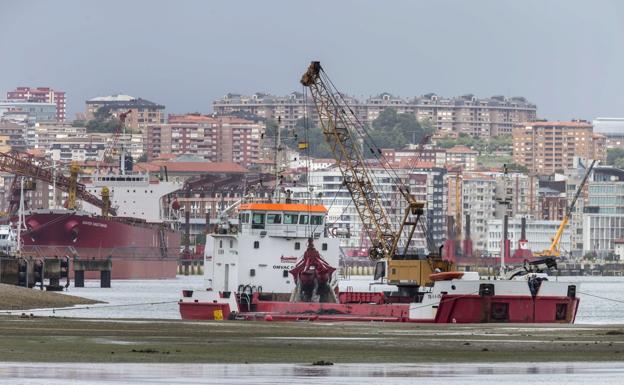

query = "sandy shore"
[[0, 317, 623, 363], [0, 284, 100, 311]]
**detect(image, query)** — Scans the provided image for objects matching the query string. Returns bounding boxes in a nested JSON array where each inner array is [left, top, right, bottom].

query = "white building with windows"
[[486, 218, 570, 257]]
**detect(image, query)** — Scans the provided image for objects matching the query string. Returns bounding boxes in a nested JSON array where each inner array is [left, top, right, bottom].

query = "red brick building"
[[7, 87, 66, 121]]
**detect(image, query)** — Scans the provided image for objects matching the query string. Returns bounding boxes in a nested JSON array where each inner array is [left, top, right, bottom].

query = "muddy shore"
[[0, 317, 623, 363], [0, 284, 100, 311]]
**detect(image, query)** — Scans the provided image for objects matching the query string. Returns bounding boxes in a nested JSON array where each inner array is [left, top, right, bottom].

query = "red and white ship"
[[179, 201, 579, 323]]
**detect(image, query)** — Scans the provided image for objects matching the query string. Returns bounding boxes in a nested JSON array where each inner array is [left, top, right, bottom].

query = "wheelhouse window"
[[239, 213, 250, 223], [299, 215, 309, 225], [284, 213, 298, 224], [252, 213, 265, 229], [310, 215, 323, 226], [267, 213, 282, 224]]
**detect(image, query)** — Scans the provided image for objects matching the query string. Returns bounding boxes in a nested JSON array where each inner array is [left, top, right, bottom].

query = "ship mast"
[[273, 116, 282, 202]]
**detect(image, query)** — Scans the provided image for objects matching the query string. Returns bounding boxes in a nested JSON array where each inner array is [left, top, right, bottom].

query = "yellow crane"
[[301, 61, 453, 287], [535, 159, 596, 258]]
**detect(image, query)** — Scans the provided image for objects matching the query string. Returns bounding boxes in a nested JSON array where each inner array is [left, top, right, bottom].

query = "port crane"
[[535, 159, 596, 258], [301, 61, 453, 286], [0, 151, 116, 216]]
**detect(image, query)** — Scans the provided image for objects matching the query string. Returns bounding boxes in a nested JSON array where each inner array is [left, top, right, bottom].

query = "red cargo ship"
[[20, 209, 180, 279]]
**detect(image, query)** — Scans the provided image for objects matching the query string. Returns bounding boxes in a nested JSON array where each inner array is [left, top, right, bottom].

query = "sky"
[[1, 0, 623, 121]]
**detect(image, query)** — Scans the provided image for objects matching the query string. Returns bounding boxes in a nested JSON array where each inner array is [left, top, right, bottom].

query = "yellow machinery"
[[66, 163, 80, 210], [101, 186, 111, 217], [535, 159, 596, 258], [301, 61, 453, 287]]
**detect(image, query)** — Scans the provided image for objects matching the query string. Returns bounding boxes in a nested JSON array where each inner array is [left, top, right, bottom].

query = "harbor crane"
[[301, 61, 453, 287], [0, 151, 116, 216], [535, 159, 596, 258]]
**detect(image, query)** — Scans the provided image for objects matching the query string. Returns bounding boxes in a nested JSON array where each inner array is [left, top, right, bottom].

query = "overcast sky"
[[1, 0, 623, 121]]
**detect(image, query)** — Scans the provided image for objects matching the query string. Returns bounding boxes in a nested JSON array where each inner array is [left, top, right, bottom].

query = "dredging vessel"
[[179, 61, 580, 322], [178, 198, 579, 323]]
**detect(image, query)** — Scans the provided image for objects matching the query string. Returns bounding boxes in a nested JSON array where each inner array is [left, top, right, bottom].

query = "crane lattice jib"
[[0, 151, 116, 216], [301, 61, 396, 260]]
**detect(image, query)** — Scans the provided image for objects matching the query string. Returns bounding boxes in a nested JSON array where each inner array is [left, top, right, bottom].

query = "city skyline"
[[2, 0, 624, 121]]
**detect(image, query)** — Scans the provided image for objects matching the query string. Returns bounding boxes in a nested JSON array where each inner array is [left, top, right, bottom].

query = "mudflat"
[[0, 317, 623, 363], [0, 284, 100, 311]]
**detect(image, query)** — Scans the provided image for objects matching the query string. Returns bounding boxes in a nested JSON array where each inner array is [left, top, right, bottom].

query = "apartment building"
[[593, 117, 624, 149], [85, 94, 165, 132], [445, 145, 478, 171], [382, 147, 447, 168], [0, 101, 57, 123], [512, 121, 606, 175], [458, 171, 538, 254], [47, 137, 107, 162], [213, 92, 315, 131], [6, 87, 66, 121], [146, 114, 261, 167], [582, 167, 624, 258], [214, 92, 536, 138], [308, 165, 446, 253], [486, 218, 570, 257]]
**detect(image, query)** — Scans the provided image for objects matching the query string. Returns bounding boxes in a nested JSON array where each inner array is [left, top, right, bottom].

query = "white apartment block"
[[486, 218, 571, 257]]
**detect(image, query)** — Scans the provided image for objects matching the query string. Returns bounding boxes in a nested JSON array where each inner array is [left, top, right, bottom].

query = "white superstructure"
[[204, 201, 340, 294], [82, 172, 181, 222]]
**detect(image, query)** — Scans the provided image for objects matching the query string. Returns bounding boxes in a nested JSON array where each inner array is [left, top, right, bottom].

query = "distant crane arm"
[[0, 151, 116, 216], [545, 159, 596, 255]]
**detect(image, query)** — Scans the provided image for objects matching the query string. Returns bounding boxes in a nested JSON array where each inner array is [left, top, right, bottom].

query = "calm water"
[[1, 362, 624, 384], [12, 275, 624, 324]]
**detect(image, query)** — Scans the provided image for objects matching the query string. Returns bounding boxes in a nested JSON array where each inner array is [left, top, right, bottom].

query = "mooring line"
[[578, 291, 624, 305]]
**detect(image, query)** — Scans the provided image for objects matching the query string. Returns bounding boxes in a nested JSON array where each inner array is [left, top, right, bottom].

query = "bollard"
[[101, 270, 111, 288], [75, 270, 85, 287]]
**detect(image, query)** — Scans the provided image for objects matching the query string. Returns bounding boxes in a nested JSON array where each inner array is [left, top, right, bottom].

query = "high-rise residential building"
[[47, 137, 107, 162], [582, 166, 624, 258], [6, 87, 66, 121], [85, 94, 165, 132], [213, 92, 537, 138], [592, 117, 624, 149], [486, 218, 571, 258], [308, 165, 446, 253], [0, 101, 57, 123], [512, 121, 606, 175], [146, 114, 261, 167], [461, 173, 496, 253], [457, 171, 538, 254]]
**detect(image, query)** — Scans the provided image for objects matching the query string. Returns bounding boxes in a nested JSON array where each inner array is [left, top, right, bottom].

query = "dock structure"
[[73, 257, 112, 288]]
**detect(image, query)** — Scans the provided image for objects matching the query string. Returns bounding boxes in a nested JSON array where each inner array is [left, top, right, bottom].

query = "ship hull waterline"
[[179, 293, 579, 323]]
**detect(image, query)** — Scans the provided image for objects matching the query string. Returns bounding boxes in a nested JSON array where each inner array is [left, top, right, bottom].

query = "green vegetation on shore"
[[0, 317, 623, 363]]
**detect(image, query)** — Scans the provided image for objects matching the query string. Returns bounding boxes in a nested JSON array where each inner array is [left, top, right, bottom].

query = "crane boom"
[[0, 151, 116, 216], [541, 159, 596, 256], [301, 61, 399, 260], [301, 61, 453, 286]]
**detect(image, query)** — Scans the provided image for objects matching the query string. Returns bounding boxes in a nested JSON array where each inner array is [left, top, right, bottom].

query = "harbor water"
[[1, 362, 623, 384], [15, 275, 624, 324]]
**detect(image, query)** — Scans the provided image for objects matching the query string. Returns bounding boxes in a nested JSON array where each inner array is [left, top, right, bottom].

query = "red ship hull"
[[20, 211, 181, 279], [179, 293, 579, 323]]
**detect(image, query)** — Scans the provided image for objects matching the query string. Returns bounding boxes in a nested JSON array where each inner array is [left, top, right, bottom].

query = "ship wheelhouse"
[[237, 203, 328, 239], [206, 201, 340, 295]]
